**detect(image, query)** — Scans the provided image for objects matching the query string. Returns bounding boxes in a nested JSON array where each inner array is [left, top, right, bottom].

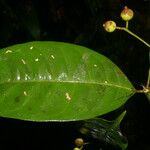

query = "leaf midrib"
[[1, 80, 134, 91]]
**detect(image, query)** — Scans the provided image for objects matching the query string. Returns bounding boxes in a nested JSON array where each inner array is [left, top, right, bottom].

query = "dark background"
[[0, 0, 150, 149]]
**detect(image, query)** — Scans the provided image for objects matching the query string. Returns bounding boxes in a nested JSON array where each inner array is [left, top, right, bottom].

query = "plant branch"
[[126, 21, 129, 28], [147, 52, 150, 88], [147, 69, 150, 88], [116, 27, 150, 48]]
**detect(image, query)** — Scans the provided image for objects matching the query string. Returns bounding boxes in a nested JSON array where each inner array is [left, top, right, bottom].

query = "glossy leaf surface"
[[0, 42, 135, 121]]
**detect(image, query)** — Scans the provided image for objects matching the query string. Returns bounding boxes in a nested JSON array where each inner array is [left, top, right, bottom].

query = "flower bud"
[[120, 6, 134, 21], [73, 148, 80, 150], [103, 21, 116, 32], [74, 138, 84, 147]]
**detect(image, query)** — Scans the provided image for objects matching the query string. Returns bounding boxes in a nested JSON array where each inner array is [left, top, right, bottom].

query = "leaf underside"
[[0, 42, 135, 121]]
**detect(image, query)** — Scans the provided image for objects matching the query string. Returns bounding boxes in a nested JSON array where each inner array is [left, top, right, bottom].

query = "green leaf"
[[80, 111, 128, 150], [0, 41, 135, 121]]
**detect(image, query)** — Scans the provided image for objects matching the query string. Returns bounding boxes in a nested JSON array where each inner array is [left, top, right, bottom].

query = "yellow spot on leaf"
[[104, 81, 108, 84], [65, 92, 71, 101], [51, 55, 55, 59], [35, 58, 39, 62], [30, 46, 33, 50], [21, 59, 26, 64], [23, 91, 27, 96], [5, 50, 12, 53]]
